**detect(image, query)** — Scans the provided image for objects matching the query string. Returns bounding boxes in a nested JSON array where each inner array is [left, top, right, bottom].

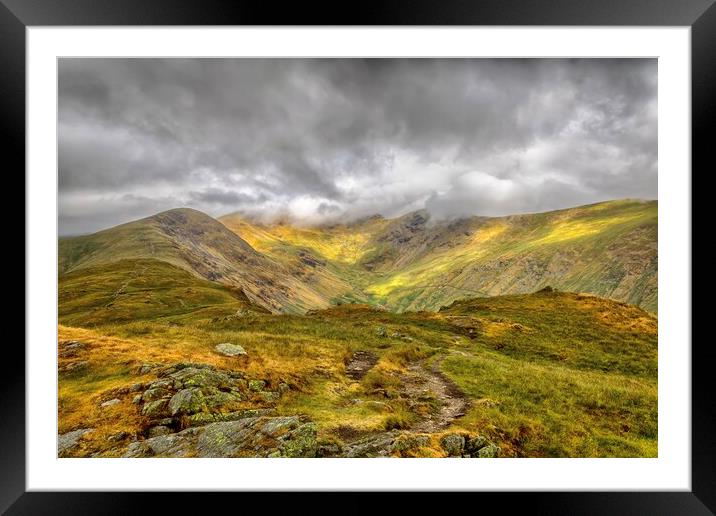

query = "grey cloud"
[[58, 58, 656, 235], [188, 188, 265, 206]]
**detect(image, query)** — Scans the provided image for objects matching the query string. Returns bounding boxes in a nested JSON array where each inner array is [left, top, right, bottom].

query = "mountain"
[[57, 201, 658, 459], [58, 208, 334, 313], [59, 200, 657, 315], [220, 199, 657, 313]]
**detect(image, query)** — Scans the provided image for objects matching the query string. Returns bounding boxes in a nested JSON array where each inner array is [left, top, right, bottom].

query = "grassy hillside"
[[58, 200, 658, 458], [220, 199, 657, 313], [366, 200, 658, 313], [59, 208, 338, 314], [58, 271, 657, 458], [59, 258, 268, 327]]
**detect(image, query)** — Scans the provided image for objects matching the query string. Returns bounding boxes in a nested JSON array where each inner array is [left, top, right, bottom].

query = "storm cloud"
[[58, 58, 657, 235]]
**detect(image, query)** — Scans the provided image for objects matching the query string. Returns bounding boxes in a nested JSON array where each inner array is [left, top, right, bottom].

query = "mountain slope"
[[220, 199, 657, 313], [59, 208, 332, 313], [58, 288, 657, 458]]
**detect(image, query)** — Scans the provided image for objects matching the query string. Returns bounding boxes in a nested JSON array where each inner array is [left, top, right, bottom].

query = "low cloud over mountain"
[[59, 58, 656, 235]]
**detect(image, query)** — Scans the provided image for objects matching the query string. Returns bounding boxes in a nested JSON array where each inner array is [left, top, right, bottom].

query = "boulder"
[[148, 426, 172, 437], [58, 428, 92, 456], [100, 398, 121, 408], [390, 434, 431, 456], [343, 432, 398, 458], [123, 430, 199, 458], [59, 340, 86, 358], [440, 433, 466, 457], [142, 399, 171, 418], [186, 408, 275, 427], [204, 391, 242, 411], [107, 431, 129, 442], [465, 435, 488, 455], [248, 379, 267, 392], [59, 361, 89, 374], [279, 422, 318, 458], [215, 343, 247, 357], [141, 387, 170, 401], [168, 388, 207, 416], [170, 367, 233, 390], [124, 416, 318, 458], [476, 444, 500, 458]]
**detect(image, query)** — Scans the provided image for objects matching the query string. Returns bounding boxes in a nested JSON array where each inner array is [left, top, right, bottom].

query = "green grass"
[[441, 352, 657, 457], [59, 258, 264, 327], [58, 261, 657, 457]]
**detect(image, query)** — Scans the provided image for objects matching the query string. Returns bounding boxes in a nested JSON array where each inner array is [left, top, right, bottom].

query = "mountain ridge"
[[59, 199, 658, 314], [220, 199, 658, 313]]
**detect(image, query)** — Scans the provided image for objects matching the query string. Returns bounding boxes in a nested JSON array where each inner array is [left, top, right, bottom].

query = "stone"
[[440, 433, 466, 457], [260, 416, 301, 437], [58, 428, 92, 456], [124, 416, 318, 458], [204, 391, 242, 410], [128, 383, 144, 393], [476, 444, 500, 458], [59, 361, 89, 374], [248, 379, 267, 392], [215, 342, 247, 357], [316, 443, 342, 457], [279, 422, 318, 458], [148, 378, 174, 390], [375, 326, 387, 337], [142, 399, 171, 418], [132, 394, 142, 404], [100, 398, 121, 408], [343, 432, 398, 458], [465, 435, 488, 455], [107, 431, 129, 442], [168, 388, 207, 416], [390, 434, 431, 456], [59, 340, 86, 358], [170, 367, 232, 390], [148, 426, 172, 437], [186, 408, 275, 427], [141, 387, 170, 401], [137, 363, 154, 375], [123, 430, 200, 458]]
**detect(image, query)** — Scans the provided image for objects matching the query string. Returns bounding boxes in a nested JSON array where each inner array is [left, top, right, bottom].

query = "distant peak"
[[152, 207, 211, 218]]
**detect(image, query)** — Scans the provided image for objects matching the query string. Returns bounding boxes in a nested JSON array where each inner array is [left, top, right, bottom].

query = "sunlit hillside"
[[58, 274, 657, 458], [220, 200, 657, 313]]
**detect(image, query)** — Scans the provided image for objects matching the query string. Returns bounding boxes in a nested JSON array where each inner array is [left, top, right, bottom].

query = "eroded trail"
[[402, 356, 469, 433], [345, 351, 379, 380], [345, 351, 468, 432]]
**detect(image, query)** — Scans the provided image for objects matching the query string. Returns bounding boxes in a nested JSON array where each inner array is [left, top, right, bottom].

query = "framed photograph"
[[10, 0, 710, 513]]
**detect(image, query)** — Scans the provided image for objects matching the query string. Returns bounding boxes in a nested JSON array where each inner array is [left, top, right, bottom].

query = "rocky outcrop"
[[123, 416, 317, 458], [115, 362, 299, 455], [58, 428, 93, 457], [130, 362, 278, 431], [335, 430, 499, 458]]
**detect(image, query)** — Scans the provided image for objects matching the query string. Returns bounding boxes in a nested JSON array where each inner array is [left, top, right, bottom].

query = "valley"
[[57, 199, 658, 458]]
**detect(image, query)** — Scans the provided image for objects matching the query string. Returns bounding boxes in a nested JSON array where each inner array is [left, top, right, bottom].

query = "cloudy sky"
[[58, 58, 657, 235]]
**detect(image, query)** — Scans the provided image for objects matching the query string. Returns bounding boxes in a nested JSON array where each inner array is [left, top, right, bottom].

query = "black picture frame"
[[6, 0, 710, 513]]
